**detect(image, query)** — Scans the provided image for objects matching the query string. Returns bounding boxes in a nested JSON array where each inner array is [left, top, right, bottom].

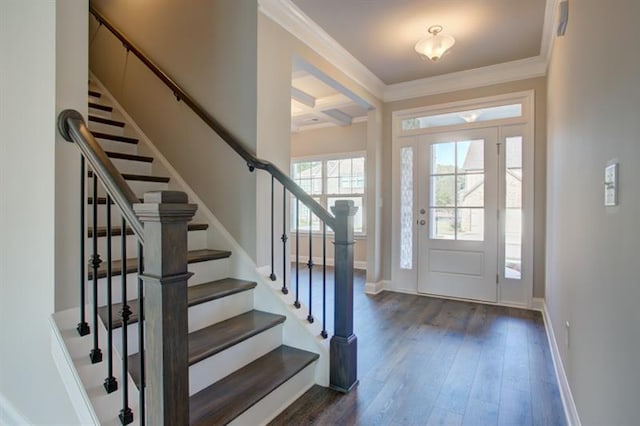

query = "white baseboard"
[[364, 280, 386, 295], [289, 255, 366, 270], [531, 297, 545, 311], [0, 392, 31, 425], [540, 300, 581, 426]]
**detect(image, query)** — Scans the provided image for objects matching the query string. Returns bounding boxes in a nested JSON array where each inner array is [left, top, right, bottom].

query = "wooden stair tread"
[[105, 151, 153, 163], [87, 249, 231, 280], [88, 115, 125, 128], [188, 310, 286, 365], [90, 131, 138, 144], [88, 170, 169, 183], [98, 278, 256, 329], [189, 346, 319, 426], [88, 90, 102, 98], [88, 102, 113, 112], [127, 310, 286, 386], [88, 223, 207, 238]]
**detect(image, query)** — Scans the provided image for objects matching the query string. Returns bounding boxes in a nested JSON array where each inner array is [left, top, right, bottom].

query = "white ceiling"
[[290, 0, 547, 85]]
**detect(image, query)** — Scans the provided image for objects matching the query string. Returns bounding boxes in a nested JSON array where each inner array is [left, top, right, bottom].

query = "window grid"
[[291, 155, 366, 235]]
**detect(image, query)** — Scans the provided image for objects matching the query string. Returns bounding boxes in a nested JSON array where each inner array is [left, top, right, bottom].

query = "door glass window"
[[402, 103, 522, 131], [505, 136, 523, 279], [400, 147, 414, 269], [429, 140, 484, 241]]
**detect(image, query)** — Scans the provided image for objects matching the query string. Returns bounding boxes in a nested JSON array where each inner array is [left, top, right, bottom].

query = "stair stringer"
[[89, 73, 330, 388]]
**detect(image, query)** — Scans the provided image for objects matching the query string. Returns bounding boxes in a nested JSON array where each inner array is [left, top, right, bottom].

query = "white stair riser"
[[90, 257, 232, 306], [109, 289, 257, 356], [93, 138, 138, 155], [188, 289, 253, 333], [86, 229, 207, 262], [186, 259, 231, 286], [88, 106, 112, 119], [88, 180, 169, 199], [87, 121, 125, 136], [229, 362, 317, 426], [107, 158, 153, 176], [188, 325, 283, 396]]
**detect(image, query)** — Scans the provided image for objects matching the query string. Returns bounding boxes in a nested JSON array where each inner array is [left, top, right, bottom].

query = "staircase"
[[51, 81, 320, 425]]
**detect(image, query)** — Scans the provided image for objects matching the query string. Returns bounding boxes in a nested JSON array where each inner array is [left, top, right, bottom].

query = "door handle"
[[419, 219, 426, 226]]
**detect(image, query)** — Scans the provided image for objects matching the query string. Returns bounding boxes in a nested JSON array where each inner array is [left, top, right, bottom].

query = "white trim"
[[258, 0, 385, 99], [384, 57, 546, 102], [531, 297, 545, 312], [259, 0, 559, 102], [391, 90, 535, 307], [540, 301, 582, 426], [364, 280, 386, 295], [0, 392, 31, 425]]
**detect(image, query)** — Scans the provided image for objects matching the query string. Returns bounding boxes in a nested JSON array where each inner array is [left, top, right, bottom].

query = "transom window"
[[291, 154, 365, 234]]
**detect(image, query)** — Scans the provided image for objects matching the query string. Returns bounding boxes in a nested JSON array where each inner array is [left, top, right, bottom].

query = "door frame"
[[391, 91, 535, 308]]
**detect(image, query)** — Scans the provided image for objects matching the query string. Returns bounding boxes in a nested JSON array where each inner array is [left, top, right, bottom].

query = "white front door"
[[417, 128, 499, 302]]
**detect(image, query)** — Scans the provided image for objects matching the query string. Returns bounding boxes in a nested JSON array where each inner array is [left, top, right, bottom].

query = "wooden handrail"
[[58, 109, 145, 242], [89, 5, 336, 230]]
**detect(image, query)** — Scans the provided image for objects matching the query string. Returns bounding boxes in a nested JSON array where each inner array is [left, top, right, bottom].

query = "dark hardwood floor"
[[270, 265, 565, 426]]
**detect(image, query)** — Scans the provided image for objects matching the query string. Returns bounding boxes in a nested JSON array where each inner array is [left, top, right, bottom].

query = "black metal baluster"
[[321, 223, 328, 338], [307, 209, 314, 323], [137, 243, 145, 426], [89, 173, 103, 364], [281, 187, 288, 295], [104, 195, 117, 393], [294, 198, 301, 309], [269, 175, 276, 281], [119, 217, 133, 425], [77, 157, 90, 336]]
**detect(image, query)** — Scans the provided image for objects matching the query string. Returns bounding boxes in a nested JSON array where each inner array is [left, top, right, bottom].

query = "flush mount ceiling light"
[[414, 25, 456, 62]]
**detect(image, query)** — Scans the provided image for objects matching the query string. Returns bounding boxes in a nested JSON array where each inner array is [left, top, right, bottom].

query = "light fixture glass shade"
[[415, 29, 455, 61]]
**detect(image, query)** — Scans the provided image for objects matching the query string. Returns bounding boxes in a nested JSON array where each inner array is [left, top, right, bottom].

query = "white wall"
[[546, 0, 640, 423], [291, 121, 367, 156], [0, 1, 85, 423]]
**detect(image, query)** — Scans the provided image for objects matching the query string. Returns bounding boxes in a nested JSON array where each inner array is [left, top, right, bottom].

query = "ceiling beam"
[[291, 87, 316, 108], [321, 108, 352, 126]]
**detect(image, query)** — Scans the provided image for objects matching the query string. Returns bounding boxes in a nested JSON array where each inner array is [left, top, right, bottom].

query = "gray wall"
[[546, 0, 640, 423], [383, 77, 547, 298], [90, 0, 259, 258], [0, 1, 85, 423]]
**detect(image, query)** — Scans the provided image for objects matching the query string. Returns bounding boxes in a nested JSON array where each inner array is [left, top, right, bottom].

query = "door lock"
[[420, 208, 426, 214]]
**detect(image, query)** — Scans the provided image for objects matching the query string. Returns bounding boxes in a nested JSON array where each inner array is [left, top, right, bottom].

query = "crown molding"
[[383, 56, 547, 102], [259, 0, 559, 104], [258, 0, 385, 100]]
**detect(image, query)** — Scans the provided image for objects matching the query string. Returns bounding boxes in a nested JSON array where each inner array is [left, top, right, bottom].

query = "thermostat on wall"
[[604, 162, 618, 206]]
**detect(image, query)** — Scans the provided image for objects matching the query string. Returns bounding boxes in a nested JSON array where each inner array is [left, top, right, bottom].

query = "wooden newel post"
[[330, 199, 359, 393], [134, 191, 197, 426]]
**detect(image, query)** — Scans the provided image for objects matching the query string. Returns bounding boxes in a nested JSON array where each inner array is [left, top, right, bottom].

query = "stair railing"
[[58, 110, 195, 425], [90, 5, 359, 393]]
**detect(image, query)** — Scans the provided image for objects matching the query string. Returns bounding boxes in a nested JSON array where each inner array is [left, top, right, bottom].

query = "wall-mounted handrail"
[[58, 109, 145, 242], [88, 5, 336, 230]]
